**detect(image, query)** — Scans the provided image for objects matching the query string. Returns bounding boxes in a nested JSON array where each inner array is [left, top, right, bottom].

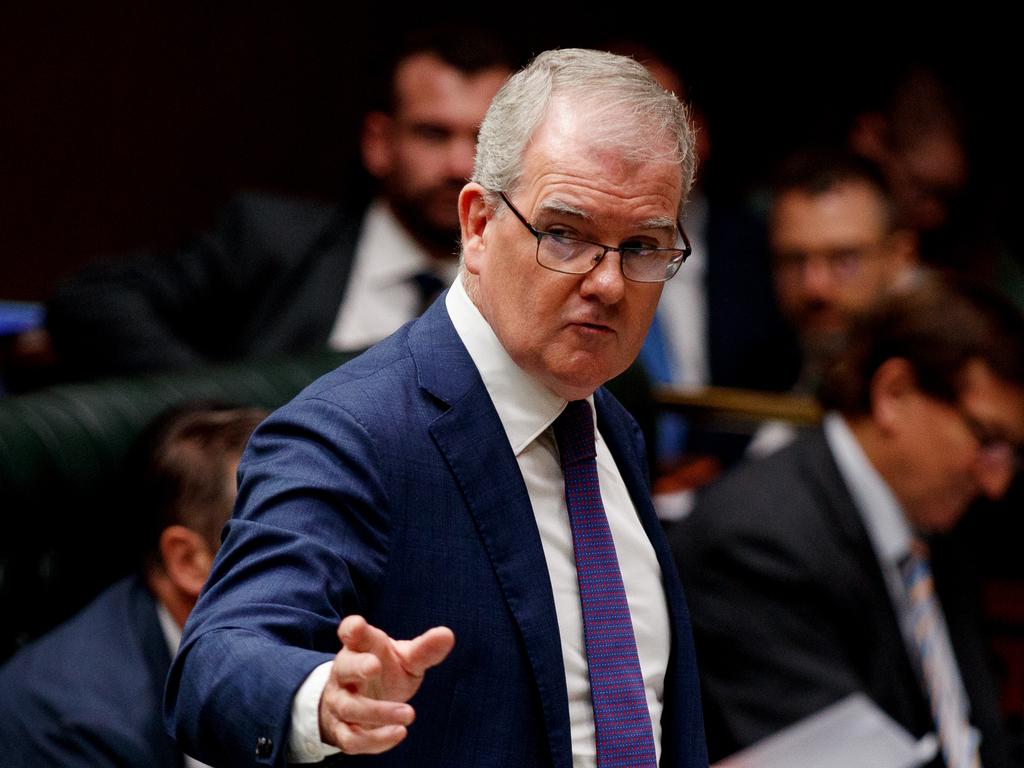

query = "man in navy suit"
[[0, 405, 264, 767], [166, 48, 707, 767]]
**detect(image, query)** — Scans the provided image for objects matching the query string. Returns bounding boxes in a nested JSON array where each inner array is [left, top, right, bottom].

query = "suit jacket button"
[[255, 736, 273, 758]]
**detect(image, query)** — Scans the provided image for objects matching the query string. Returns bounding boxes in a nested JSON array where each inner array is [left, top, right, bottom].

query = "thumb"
[[396, 626, 455, 677]]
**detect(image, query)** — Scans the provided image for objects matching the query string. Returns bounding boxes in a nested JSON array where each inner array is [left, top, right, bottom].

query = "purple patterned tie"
[[554, 399, 658, 767]]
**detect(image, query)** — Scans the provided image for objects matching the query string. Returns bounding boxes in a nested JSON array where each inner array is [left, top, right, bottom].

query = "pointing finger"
[[338, 615, 392, 657], [395, 626, 455, 677]]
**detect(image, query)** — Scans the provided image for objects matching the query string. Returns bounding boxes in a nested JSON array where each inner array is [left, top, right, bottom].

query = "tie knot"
[[554, 400, 596, 467]]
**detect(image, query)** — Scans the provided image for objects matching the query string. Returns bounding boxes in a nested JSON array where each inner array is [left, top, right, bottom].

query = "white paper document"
[[711, 693, 938, 768]]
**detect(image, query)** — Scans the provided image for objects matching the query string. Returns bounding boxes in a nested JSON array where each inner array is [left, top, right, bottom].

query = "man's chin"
[[391, 199, 462, 254], [799, 327, 847, 358]]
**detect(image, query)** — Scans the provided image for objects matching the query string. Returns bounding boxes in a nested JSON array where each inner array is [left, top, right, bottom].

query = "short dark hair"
[[131, 404, 266, 566], [871, 66, 965, 154], [771, 147, 896, 232], [819, 272, 1024, 416], [369, 25, 518, 115]]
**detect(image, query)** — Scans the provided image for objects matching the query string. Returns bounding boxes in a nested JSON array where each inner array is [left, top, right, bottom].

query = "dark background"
[[3, 6, 1019, 301]]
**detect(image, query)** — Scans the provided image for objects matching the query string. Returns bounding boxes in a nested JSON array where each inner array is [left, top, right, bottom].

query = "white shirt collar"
[[823, 412, 914, 565], [446, 276, 590, 454], [355, 199, 459, 289], [156, 599, 182, 658]]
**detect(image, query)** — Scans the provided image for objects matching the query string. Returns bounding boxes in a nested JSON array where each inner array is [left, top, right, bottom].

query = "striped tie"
[[554, 400, 657, 767], [900, 545, 982, 768]]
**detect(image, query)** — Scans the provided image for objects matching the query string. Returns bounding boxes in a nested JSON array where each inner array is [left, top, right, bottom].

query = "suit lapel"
[[796, 430, 904, 637], [797, 429, 877, 548], [129, 577, 184, 768], [410, 298, 573, 768], [797, 429, 943, 741]]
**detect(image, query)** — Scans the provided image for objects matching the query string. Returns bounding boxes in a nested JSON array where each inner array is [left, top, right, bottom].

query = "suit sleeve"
[[165, 394, 393, 767], [45, 202, 256, 378], [46, 193, 339, 378], [671, 491, 867, 760]]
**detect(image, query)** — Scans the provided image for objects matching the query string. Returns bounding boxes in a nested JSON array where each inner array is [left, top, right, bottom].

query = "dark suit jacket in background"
[[166, 297, 707, 768], [0, 575, 180, 768], [47, 193, 364, 378], [670, 429, 1011, 767], [703, 200, 797, 393]]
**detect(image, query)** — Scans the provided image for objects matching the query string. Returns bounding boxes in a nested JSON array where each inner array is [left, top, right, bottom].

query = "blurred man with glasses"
[[167, 49, 707, 768], [672, 273, 1024, 767], [770, 149, 917, 392], [747, 149, 919, 457]]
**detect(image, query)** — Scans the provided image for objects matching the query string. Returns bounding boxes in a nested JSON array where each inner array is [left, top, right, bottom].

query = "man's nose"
[[974, 454, 1016, 500], [800, 256, 836, 298], [580, 251, 626, 304]]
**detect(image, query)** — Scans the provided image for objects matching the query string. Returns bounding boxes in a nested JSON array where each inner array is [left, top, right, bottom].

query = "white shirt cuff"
[[288, 661, 342, 763]]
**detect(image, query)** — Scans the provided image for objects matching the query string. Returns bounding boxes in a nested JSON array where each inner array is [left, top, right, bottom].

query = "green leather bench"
[[0, 350, 354, 661], [0, 349, 656, 663]]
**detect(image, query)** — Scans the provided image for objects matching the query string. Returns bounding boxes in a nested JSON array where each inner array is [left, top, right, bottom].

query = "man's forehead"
[[515, 103, 683, 216], [529, 96, 679, 159], [772, 182, 890, 238]]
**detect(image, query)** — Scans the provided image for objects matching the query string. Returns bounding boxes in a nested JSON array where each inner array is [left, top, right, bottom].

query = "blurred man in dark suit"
[[0, 405, 264, 768], [673, 274, 1024, 767]]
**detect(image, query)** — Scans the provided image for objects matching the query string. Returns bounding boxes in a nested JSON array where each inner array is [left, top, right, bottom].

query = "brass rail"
[[653, 385, 822, 426]]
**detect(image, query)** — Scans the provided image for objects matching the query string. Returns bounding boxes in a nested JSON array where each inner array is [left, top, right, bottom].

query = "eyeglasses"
[[496, 191, 691, 283], [773, 246, 886, 284], [957, 407, 1024, 473]]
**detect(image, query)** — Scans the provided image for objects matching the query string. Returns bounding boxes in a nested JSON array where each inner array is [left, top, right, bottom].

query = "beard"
[[388, 181, 466, 258], [796, 319, 849, 393]]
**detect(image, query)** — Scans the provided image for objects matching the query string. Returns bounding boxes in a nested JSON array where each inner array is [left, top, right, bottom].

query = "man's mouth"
[[569, 320, 615, 335]]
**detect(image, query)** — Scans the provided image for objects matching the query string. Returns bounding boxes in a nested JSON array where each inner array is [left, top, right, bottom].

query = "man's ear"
[[158, 525, 214, 601], [870, 357, 917, 433], [361, 112, 395, 179], [459, 183, 491, 276]]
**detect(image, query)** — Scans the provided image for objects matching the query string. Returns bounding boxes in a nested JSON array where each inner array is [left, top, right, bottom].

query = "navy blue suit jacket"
[[166, 296, 707, 767], [0, 575, 180, 768], [672, 430, 1010, 767]]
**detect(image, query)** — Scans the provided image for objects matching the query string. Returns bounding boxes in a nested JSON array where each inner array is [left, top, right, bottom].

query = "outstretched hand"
[[318, 615, 455, 755]]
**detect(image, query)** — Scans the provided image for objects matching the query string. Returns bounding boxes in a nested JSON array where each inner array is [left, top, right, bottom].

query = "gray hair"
[[471, 48, 696, 218]]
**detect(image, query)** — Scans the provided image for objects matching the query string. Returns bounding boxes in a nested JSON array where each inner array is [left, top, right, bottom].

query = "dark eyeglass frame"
[[957, 406, 1024, 472], [496, 191, 691, 284]]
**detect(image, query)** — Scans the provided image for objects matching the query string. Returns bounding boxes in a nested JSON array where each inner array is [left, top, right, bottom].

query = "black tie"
[[411, 271, 446, 316]]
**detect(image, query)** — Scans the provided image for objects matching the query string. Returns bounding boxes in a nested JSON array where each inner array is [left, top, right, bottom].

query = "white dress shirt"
[[157, 603, 216, 768], [327, 200, 459, 351], [823, 412, 972, 731], [654, 195, 709, 389], [289, 276, 670, 765]]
